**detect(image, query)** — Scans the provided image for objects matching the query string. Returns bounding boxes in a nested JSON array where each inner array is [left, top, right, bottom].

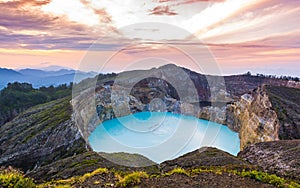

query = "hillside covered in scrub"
[[1, 147, 300, 187], [0, 82, 72, 126], [0, 65, 299, 187]]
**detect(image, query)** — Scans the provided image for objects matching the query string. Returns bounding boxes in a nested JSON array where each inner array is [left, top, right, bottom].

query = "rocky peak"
[[227, 86, 280, 150]]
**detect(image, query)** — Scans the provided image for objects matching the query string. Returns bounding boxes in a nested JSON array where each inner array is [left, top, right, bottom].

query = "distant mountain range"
[[0, 68, 98, 89]]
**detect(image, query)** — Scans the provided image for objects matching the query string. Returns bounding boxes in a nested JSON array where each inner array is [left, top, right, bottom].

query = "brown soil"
[[140, 173, 276, 188], [71, 172, 276, 188]]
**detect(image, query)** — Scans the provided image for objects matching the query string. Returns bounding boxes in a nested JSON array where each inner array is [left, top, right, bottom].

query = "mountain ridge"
[[0, 64, 299, 187], [0, 68, 97, 89]]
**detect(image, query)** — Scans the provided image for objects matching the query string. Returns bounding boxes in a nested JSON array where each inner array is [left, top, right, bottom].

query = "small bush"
[[239, 170, 286, 187], [191, 168, 214, 174], [232, 170, 300, 188], [117, 171, 148, 187], [44, 167, 108, 187], [164, 167, 190, 177], [0, 167, 36, 188], [78, 167, 108, 183]]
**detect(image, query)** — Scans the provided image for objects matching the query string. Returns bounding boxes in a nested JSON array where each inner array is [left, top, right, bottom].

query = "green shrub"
[[164, 167, 190, 177], [288, 182, 300, 188], [40, 167, 108, 187], [117, 171, 148, 187], [239, 171, 285, 187], [0, 168, 36, 188], [78, 168, 108, 183]]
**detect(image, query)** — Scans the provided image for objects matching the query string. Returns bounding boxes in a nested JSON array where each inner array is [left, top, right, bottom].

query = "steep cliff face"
[[78, 66, 299, 151], [265, 85, 300, 140], [0, 97, 87, 172], [91, 82, 296, 152], [226, 85, 300, 150], [226, 86, 280, 150]]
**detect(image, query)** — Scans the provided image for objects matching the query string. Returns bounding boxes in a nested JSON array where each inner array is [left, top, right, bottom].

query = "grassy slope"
[[16, 148, 300, 187]]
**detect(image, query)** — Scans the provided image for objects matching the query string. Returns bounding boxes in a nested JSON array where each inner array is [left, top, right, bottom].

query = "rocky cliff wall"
[[226, 85, 300, 150], [88, 76, 297, 151], [265, 85, 300, 140], [0, 97, 87, 172], [226, 86, 280, 150]]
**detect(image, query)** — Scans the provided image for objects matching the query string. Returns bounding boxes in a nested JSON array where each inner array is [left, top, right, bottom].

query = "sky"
[[0, 0, 299, 76]]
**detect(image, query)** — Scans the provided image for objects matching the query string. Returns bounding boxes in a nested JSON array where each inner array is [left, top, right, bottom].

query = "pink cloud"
[[149, 6, 178, 16]]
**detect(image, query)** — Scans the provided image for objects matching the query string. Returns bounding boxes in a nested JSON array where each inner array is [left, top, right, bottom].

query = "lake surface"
[[89, 112, 240, 164]]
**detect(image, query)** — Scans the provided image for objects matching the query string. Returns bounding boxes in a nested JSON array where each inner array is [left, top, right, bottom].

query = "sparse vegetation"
[[77, 168, 108, 183], [164, 167, 190, 176], [117, 171, 148, 187], [191, 166, 300, 188], [0, 167, 36, 188], [21, 97, 72, 144], [2, 161, 300, 188], [38, 168, 108, 187]]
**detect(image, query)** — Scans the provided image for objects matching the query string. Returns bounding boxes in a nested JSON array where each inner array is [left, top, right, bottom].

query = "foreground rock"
[[28, 151, 158, 182], [65, 170, 277, 188], [29, 147, 248, 182], [140, 173, 276, 188], [238, 140, 300, 181], [160, 147, 248, 173], [27, 147, 297, 187]]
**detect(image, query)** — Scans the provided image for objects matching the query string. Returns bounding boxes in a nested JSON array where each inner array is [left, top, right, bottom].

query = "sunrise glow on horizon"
[[0, 0, 299, 76]]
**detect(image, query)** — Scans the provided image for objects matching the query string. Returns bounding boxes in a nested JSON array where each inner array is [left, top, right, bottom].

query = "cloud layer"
[[0, 0, 299, 76]]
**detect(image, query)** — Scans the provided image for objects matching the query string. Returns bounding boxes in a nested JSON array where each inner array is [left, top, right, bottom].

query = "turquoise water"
[[88, 112, 240, 163]]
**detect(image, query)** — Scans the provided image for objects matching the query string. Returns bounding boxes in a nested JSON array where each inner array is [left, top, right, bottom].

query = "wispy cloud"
[[1, 0, 51, 8], [0, 0, 299, 76], [152, 0, 225, 5], [0, 0, 120, 50], [79, 0, 113, 24], [149, 6, 178, 16], [196, 1, 300, 43]]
